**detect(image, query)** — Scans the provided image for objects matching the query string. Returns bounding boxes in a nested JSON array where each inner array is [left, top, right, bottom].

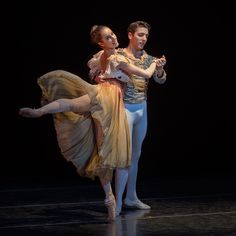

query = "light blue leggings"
[[115, 101, 147, 208]]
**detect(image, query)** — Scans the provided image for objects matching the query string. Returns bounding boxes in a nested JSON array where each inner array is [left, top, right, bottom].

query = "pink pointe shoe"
[[19, 108, 43, 118], [104, 194, 116, 221]]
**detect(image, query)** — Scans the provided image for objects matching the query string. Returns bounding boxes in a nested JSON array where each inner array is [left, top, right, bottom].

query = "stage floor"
[[1, 176, 236, 235]]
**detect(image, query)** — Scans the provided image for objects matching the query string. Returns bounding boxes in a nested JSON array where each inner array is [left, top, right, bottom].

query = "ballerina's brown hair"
[[90, 25, 108, 44]]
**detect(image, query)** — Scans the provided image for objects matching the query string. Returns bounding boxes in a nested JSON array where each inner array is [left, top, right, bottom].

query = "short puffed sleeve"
[[87, 51, 103, 80], [103, 54, 130, 82]]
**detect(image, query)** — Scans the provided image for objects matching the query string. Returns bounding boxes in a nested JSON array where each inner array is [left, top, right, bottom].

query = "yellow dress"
[[37, 51, 131, 180]]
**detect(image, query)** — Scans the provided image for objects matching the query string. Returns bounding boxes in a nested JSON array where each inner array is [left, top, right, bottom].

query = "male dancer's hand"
[[156, 55, 166, 77], [94, 76, 106, 84], [156, 55, 166, 67]]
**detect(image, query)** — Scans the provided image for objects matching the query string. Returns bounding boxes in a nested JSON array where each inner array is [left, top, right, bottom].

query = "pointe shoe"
[[124, 198, 151, 210], [104, 194, 116, 221], [19, 108, 43, 118]]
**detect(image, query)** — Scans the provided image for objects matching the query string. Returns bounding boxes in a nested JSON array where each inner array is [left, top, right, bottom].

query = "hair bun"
[[90, 25, 98, 35]]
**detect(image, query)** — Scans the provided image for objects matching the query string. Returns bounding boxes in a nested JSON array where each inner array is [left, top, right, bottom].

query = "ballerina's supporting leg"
[[100, 178, 116, 221], [19, 95, 92, 118]]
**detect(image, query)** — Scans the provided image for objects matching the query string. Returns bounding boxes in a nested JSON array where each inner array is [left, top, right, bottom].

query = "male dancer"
[[115, 21, 167, 215]]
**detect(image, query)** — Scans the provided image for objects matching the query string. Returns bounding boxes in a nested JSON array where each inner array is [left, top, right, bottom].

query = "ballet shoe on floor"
[[124, 198, 151, 210], [104, 194, 116, 221]]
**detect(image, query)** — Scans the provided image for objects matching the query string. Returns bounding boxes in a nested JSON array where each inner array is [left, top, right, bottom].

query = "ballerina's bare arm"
[[116, 59, 157, 79]]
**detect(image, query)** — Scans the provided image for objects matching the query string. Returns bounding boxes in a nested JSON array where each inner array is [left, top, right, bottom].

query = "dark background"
[[4, 1, 235, 187]]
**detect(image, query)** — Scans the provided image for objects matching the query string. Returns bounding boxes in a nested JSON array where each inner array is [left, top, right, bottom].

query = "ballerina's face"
[[98, 27, 119, 50]]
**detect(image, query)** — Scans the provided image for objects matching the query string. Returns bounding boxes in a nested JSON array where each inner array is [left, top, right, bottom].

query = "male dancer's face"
[[128, 27, 149, 51]]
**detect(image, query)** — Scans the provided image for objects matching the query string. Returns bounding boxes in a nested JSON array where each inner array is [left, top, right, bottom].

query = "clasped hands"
[[155, 55, 166, 77], [156, 55, 166, 68]]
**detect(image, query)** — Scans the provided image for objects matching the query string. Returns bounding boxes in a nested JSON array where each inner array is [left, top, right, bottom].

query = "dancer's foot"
[[104, 194, 116, 221], [19, 108, 43, 118], [116, 204, 122, 216], [124, 198, 151, 210]]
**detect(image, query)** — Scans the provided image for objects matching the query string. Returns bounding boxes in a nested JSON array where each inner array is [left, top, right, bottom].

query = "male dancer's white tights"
[[115, 102, 147, 211]]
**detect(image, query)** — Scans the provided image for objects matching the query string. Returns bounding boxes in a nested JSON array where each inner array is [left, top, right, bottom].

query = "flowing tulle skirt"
[[37, 70, 131, 180]]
